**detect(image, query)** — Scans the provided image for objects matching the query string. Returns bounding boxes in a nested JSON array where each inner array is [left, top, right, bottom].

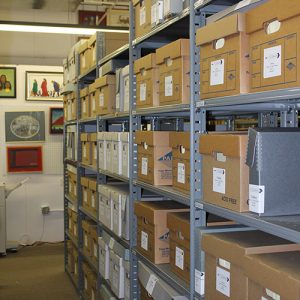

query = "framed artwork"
[[50, 107, 64, 134], [7, 146, 43, 173], [5, 111, 45, 142], [25, 71, 63, 101], [0, 67, 16, 98], [78, 10, 106, 27]]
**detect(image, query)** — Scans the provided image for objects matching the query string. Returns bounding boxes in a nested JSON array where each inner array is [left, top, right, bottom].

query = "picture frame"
[[0, 67, 17, 98], [7, 146, 43, 173], [49, 107, 64, 134], [5, 111, 45, 142], [25, 71, 63, 101]]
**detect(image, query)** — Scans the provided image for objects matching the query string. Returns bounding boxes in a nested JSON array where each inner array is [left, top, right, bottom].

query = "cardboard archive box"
[[163, 0, 182, 18], [67, 240, 74, 274], [111, 132, 122, 175], [88, 34, 97, 68], [98, 32, 128, 59], [78, 41, 91, 76], [136, 131, 172, 186], [196, 13, 250, 99], [134, 200, 189, 264], [156, 39, 190, 106], [82, 262, 92, 299], [105, 133, 113, 172], [89, 178, 97, 217], [99, 284, 116, 300], [246, 128, 300, 216], [98, 231, 111, 280], [67, 92, 77, 121], [134, 53, 159, 109], [93, 75, 116, 116], [97, 132, 107, 171], [170, 131, 190, 193], [116, 65, 130, 112], [90, 225, 98, 265], [89, 133, 97, 169], [82, 219, 97, 257], [202, 230, 300, 300], [138, 261, 188, 299], [133, 0, 152, 39], [88, 270, 98, 300], [80, 87, 90, 119], [68, 207, 74, 236], [150, 0, 164, 28], [81, 133, 92, 165], [246, 0, 300, 93], [72, 210, 78, 238], [199, 133, 249, 212], [120, 132, 129, 178], [66, 125, 77, 161], [63, 58, 69, 86], [63, 95, 68, 121], [100, 59, 128, 77], [245, 251, 300, 300], [81, 177, 90, 210], [67, 167, 77, 200], [88, 81, 97, 118], [73, 248, 79, 284], [106, 8, 130, 28]]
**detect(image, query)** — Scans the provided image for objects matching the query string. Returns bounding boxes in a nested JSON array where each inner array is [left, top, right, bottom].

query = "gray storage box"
[[98, 231, 110, 280], [99, 59, 128, 77], [163, 0, 183, 17], [246, 128, 300, 216], [138, 261, 188, 300]]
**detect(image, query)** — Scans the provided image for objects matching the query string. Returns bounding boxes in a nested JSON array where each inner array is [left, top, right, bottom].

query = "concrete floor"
[[0, 243, 79, 300]]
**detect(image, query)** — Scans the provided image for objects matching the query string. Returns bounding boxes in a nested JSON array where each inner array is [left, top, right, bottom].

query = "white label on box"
[[94, 244, 97, 258], [146, 274, 159, 295], [109, 238, 115, 249], [84, 276, 88, 290], [216, 266, 230, 297], [140, 6, 146, 26], [156, 1, 164, 23], [84, 235, 88, 247], [165, 75, 173, 96], [175, 247, 184, 270], [151, 4, 156, 25], [249, 184, 265, 214], [219, 258, 231, 270], [91, 194, 95, 208], [92, 97, 96, 111], [195, 269, 205, 296], [140, 83, 147, 101], [210, 59, 225, 86], [213, 168, 226, 194], [99, 93, 104, 107], [83, 190, 88, 203], [264, 45, 282, 79], [141, 231, 148, 251], [141, 157, 148, 175], [177, 163, 185, 184], [83, 145, 87, 158], [266, 288, 281, 300], [164, 0, 170, 15]]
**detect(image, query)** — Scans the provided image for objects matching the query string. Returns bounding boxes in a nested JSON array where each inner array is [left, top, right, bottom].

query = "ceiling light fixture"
[[0, 21, 129, 35]]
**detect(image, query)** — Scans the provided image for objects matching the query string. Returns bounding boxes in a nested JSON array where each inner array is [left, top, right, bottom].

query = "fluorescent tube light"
[[0, 21, 129, 35]]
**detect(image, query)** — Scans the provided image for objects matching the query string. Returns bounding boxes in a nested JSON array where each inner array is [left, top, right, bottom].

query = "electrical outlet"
[[41, 205, 50, 215]]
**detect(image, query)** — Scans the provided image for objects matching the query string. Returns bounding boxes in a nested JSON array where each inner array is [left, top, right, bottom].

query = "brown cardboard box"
[[82, 262, 92, 298], [246, 0, 300, 93], [81, 177, 90, 210], [80, 87, 90, 119], [88, 34, 97, 68], [63, 95, 68, 121], [90, 133, 97, 168], [94, 75, 116, 115], [134, 53, 159, 109], [68, 207, 73, 235], [82, 219, 96, 256], [102, 32, 128, 57], [196, 13, 250, 99], [72, 211, 78, 238], [70, 92, 77, 121], [68, 170, 77, 200], [170, 132, 190, 193], [156, 39, 190, 106], [134, 201, 189, 264], [245, 251, 300, 300], [89, 82, 97, 118], [199, 133, 249, 212], [203, 231, 300, 300], [79, 41, 91, 75], [90, 226, 98, 264], [88, 178, 97, 217], [136, 131, 172, 186], [88, 270, 98, 300], [81, 133, 92, 165], [133, 0, 152, 39], [73, 248, 79, 284]]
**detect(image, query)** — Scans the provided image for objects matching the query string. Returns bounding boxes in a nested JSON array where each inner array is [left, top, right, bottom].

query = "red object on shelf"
[[7, 146, 43, 173]]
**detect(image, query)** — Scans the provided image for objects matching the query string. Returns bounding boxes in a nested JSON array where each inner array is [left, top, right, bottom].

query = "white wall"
[[0, 64, 64, 244]]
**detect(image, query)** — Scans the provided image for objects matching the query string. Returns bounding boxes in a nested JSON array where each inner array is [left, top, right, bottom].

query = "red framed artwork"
[[7, 146, 43, 173], [50, 107, 64, 134]]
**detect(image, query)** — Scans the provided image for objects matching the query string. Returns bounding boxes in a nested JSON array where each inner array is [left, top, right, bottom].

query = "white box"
[[120, 132, 129, 178], [151, 0, 164, 27], [98, 132, 107, 170], [163, 0, 183, 17], [111, 132, 122, 175], [124, 260, 131, 300], [67, 125, 77, 161], [105, 133, 113, 173], [98, 184, 111, 227], [104, 192, 113, 230], [120, 65, 130, 112], [98, 235, 110, 280], [109, 250, 125, 298]]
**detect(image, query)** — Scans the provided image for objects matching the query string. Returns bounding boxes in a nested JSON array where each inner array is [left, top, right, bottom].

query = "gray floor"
[[0, 243, 79, 300]]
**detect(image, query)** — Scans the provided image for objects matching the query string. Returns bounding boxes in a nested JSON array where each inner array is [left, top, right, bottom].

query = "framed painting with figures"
[[25, 71, 63, 101], [0, 67, 16, 98]]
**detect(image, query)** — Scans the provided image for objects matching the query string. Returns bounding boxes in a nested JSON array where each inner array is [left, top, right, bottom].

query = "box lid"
[[134, 53, 156, 74], [88, 33, 97, 47], [80, 133, 89, 142], [245, 251, 300, 299], [110, 132, 121, 141], [90, 133, 97, 142], [89, 81, 97, 93], [246, 0, 300, 34], [122, 65, 130, 77], [135, 131, 170, 146], [199, 133, 248, 158], [80, 87, 89, 98], [202, 231, 300, 267], [196, 13, 246, 46], [167, 211, 190, 238], [120, 132, 129, 142], [170, 132, 190, 150], [78, 40, 89, 54], [156, 39, 190, 65], [80, 177, 89, 187], [134, 201, 188, 224], [94, 75, 116, 89]]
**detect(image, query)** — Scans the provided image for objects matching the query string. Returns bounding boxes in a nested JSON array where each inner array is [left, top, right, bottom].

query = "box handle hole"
[[265, 20, 281, 35], [214, 38, 225, 50]]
